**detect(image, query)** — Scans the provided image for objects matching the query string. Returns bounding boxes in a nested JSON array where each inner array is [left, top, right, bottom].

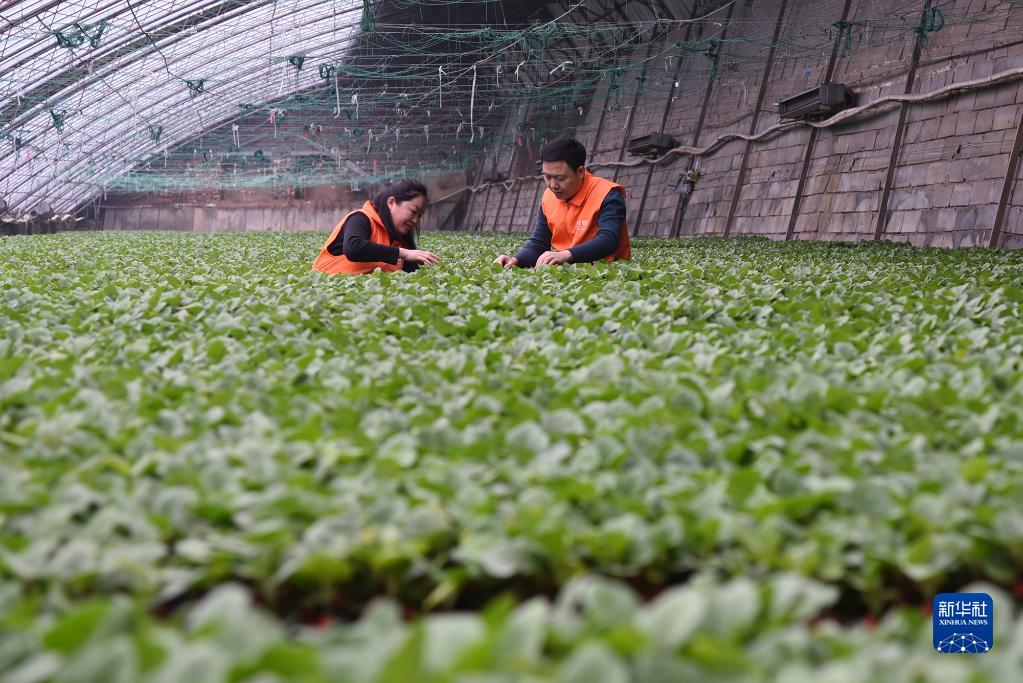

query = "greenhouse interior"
[[2, 0, 1023, 681]]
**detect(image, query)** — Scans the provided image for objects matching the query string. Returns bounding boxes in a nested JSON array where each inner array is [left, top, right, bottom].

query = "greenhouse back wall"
[[3, 0, 1023, 246]]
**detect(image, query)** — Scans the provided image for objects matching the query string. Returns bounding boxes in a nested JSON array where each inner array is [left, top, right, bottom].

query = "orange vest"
[[312, 201, 404, 275], [541, 170, 631, 261]]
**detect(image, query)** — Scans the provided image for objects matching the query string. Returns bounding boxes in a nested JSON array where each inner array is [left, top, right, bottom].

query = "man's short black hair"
[[540, 137, 587, 171]]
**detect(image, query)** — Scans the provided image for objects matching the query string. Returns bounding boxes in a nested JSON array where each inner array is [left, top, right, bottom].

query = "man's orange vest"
[[541, 170, 631, 261], [312, 201, 404, 275]]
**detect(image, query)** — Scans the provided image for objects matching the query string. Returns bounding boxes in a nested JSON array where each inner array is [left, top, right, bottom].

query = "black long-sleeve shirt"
[[327, 213, 418, 272], [513, 189, 626, 267]]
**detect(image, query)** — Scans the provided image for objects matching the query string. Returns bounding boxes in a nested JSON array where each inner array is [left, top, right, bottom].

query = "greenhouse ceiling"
[[1, 0, 687, 215]]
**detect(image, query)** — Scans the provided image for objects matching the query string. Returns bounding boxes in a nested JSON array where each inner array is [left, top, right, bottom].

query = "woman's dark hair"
[[540, 137, 587, 171], [373, 179, 428, 248]]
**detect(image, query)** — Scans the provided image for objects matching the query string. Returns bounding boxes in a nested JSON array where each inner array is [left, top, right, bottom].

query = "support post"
[[526, 177, 544, 234], [587, 82, 615, 166], [582, 0, 640, 168], [873, 0, 934, 241], [633, 8, 697, 234], [612, 42, 655, 184], [669, 1, 735, 238], [477, 185, 494, 232], [488, 122, 521, 231], [724, 0, 789, 237], [506, 180, 524, 232], [785, 0, 855, 241], [990, 105, 1023, 248]]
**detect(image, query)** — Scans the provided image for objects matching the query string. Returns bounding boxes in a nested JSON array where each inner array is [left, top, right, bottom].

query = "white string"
[[276, 62, 287, 96], [469, 65, 477, 143], [549, 60, 572, 76], [269, 108, 284, 138], [334, 75, 341, 118]]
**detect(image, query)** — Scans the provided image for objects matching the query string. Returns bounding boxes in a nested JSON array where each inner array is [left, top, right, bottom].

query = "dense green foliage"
[[1, 231, 1021, 681]]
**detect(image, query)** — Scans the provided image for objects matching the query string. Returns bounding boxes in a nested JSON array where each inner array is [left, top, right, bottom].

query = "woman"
[[312, 179, 440, 275]]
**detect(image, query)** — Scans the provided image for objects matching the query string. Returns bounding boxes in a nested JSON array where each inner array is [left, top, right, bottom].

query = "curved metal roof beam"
[[1, 0, 262, 76], [0, 0, 222, 74], [4, 7, 356, 146], [2, 4, 366, 209], [2, 0, 545, 211], [1, 0, 356, 157], [1, 0, 292, 129], [4, 19, 362, 198]]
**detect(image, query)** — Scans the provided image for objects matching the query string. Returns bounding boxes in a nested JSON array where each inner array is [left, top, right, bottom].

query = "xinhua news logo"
[[933, 593, 994, 654]]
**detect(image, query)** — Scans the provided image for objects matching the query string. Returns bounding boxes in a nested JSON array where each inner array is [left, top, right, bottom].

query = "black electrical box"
[[626, 133, 679, 158], [778, 84, 855, 121]]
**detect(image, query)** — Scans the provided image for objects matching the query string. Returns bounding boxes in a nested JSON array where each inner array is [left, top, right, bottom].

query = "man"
[[493, 137, 631, 268]]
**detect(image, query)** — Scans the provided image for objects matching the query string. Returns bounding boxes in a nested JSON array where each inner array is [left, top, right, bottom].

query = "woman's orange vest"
[[312, 201, 404, 275], [541, 170, 631, 261]]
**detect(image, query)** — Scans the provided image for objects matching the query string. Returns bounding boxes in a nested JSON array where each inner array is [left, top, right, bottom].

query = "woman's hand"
[[399, 248, 441, 266]]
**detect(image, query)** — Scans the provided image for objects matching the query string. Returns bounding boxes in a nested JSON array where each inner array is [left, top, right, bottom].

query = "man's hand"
[[399, 248, 441, 266], [493, 254, 519, 268], [536, 250, 573, 266]]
